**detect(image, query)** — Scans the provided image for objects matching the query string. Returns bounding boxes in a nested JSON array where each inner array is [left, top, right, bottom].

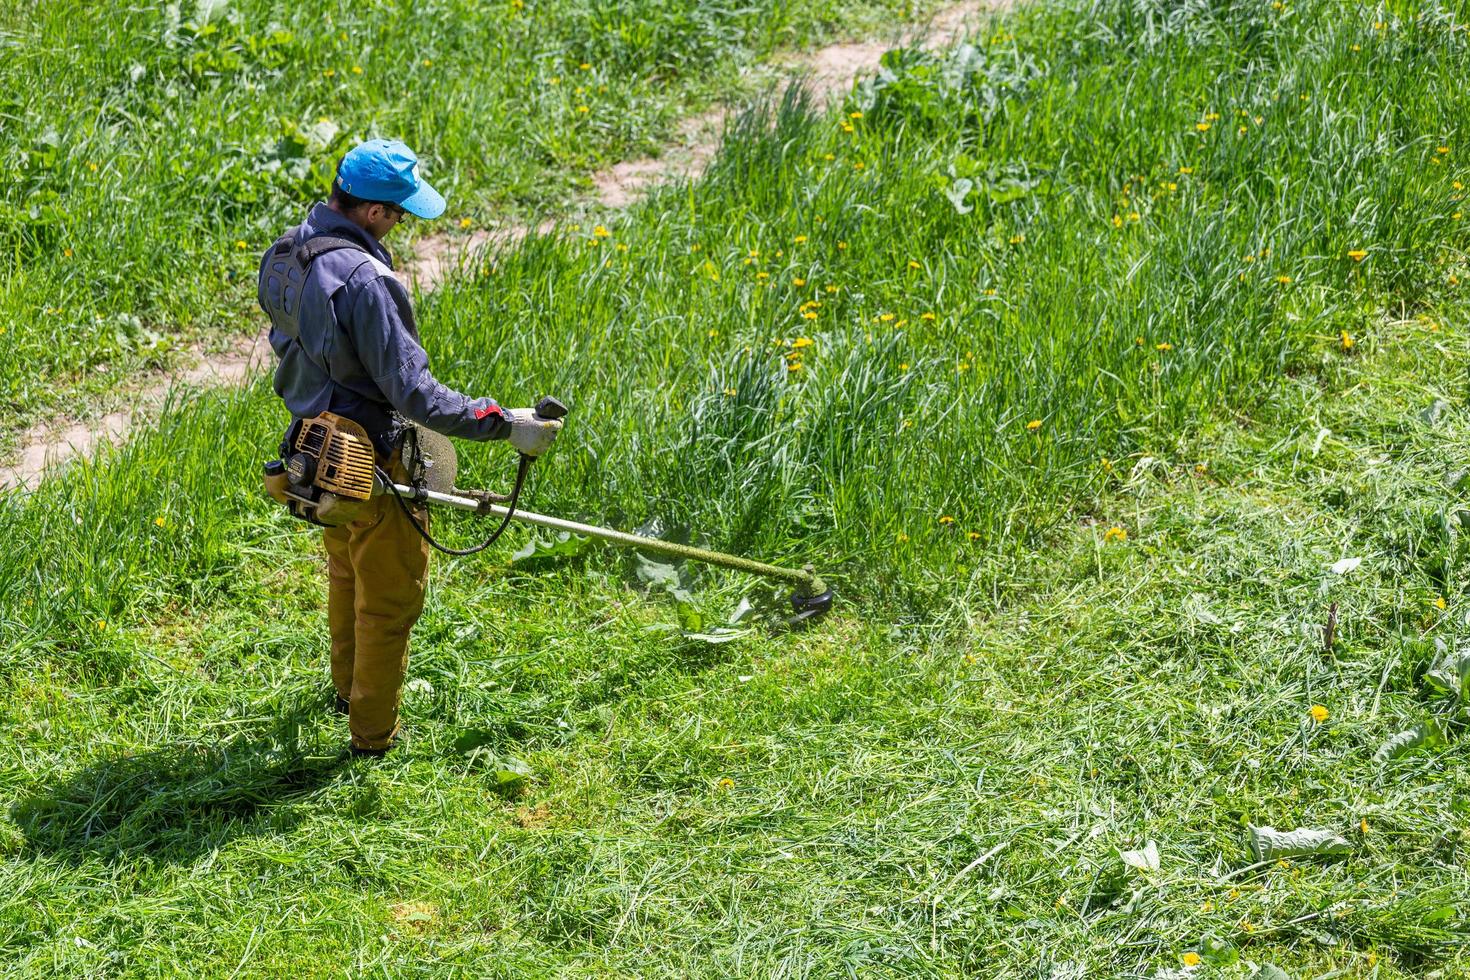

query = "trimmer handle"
[[535, 395, 569, 421]]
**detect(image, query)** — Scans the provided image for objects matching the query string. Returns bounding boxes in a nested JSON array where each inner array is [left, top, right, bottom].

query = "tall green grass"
[[3, 0, 1466, 629], [0, 0, 915, 433]]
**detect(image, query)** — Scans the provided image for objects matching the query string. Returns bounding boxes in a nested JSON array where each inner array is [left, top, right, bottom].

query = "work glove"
[[504, 408, 563, 457]]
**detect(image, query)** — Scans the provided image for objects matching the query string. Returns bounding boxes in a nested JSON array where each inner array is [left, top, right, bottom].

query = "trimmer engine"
[[263, 412, 376, 526]]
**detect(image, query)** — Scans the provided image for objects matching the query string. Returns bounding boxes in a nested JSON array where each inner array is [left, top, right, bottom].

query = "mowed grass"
[[1, 311, 1466, 976], [0, 0, 921, 440], [1, 0, 1469, 974]]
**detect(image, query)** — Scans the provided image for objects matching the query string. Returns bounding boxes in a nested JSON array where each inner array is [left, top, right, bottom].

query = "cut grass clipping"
[[1, 0, 1468, 975]]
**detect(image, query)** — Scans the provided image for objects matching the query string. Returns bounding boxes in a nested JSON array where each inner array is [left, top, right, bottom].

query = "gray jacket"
[[258, 202, 509, 455]]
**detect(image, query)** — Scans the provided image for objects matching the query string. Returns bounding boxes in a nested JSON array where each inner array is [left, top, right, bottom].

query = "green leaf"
[[1426, 645, 1470, 699], [1197, 935, 1238, 966], [680, 626, 752, 645], [1249, 825, 1351, 862], [510, 530, 592, 565], [943, 177, 974, 214], [1374, 719, 1445, 763], [1118, 840, 1160, 872], [633, 552, 682, 590]]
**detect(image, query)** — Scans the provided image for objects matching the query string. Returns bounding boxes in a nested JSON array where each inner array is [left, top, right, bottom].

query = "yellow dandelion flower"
[[153, 516, 166, 528], [576, 105, 589, 114], [1166, 182, 1178, 192], [1435, 595, 1447, 610], [1026, 419, 1042, 430], [1156, 342, 1173, 351], [96, 619, 107, 630], [1182, 952, 1201, 967], [1009, 234, 1024, 244], [323, 68, 336, 77], [1437, 146, 1450, 155], [837, 241, 847, 250], [1196, 122, 1211, 132], [802, 311, 818, 320], [897, 532, 909, 543], [579, 62, 592, 70], [840, 121, 854, 134], [1129, 212, 1140, 222], [921, 312, 936, 321], [1101, 457, 1113, 471], [787, 361, 803, 372], [459, 217, 473, 229], [938, 515, 955, 525], [1103, 526, 1127, 542], [879, 313, 895, 322], [63, 247, 73, 258], [853, 161, 865, 170], [908, 260, 921, 270], [823, 153, 835, 162], [967, 531, 980, 541], [794, 235, 807, 244], [791, 337, 814, 349], [1454, 212, 1463, 220], [1347, 249, 1367, 261], [1276, 275, 1292, 284], [717, 777, 734, 789], [1179, 166, 1194, 174], [899, 362, 910, 372], [1309, 704, 1329, 723], [849, 111, 863, 120], [792, 277, 806, 286], [351, 65, 363, 74], [1111, 214, 1123, 228], [1340, 331, 1354, 350], [235, 240, 248, 249], [87, 162, 98, 171], [983, 288, 997, 296], [422, 59, 432, 67], [1360, 818, 1370, 834]]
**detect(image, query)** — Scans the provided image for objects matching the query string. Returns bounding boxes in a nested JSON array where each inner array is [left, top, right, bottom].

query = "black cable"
[[377, 454, 532, 556]]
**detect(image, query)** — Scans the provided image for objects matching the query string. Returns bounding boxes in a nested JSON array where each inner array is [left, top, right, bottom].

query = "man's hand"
[[504, 408, 563, 457]]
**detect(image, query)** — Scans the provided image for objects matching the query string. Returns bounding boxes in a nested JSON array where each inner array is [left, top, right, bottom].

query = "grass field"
[[0, 0, 921, 444], [2, 0, 1469, 975]]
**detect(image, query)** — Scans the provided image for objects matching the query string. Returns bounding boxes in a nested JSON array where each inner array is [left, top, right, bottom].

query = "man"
[[257, 138, 559, 757]]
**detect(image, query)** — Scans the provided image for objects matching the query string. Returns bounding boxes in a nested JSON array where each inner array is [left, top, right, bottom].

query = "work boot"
[[334, 694, 350, 716], [349, 742, 389, 759]]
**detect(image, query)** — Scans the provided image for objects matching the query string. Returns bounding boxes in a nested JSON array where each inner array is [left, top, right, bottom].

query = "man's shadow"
[[12, 693, 359, 866]]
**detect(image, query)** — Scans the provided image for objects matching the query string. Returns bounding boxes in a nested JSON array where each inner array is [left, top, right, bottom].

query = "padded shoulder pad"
[[296, 235, 367, 265]]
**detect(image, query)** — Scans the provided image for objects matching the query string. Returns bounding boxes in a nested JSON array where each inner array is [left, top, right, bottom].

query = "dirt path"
[[0, 0, 1006, 491]]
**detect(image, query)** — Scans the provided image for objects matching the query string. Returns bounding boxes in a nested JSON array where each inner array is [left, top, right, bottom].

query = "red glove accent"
[[473, 404, 503, 421]]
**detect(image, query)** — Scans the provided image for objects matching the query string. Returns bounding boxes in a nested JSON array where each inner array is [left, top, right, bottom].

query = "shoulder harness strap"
[[295, 235, 366, 266]]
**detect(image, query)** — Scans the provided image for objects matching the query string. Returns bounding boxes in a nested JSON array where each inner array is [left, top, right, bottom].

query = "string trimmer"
[[263, 396, 833, 624]]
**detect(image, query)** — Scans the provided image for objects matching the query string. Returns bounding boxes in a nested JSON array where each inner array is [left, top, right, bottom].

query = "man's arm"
[[349, 274, 511, 441]]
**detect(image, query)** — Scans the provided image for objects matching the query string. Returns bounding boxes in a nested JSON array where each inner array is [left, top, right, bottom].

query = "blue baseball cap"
[[334, 138, 445, 219]]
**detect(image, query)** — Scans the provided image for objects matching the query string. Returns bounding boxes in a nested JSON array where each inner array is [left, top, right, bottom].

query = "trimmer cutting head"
[[789, 588, 834, 626]]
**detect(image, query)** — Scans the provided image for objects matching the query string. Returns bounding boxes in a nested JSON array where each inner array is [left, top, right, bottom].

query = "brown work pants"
[[323, 454, 430, 751]]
